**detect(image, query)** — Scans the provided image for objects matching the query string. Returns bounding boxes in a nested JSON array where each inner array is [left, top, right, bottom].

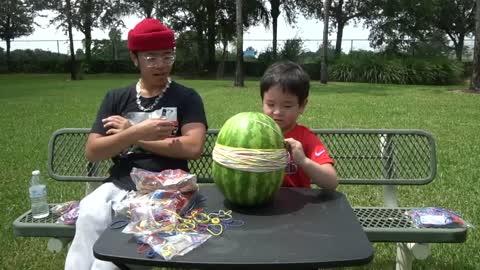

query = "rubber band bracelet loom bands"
[[212, 144, 288, 172]]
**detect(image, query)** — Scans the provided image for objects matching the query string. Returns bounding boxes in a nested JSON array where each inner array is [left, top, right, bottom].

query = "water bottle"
[[29, 170, 49, 219]]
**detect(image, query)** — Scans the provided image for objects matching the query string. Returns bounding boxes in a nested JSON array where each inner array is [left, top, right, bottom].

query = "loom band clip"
[[110, 219, 129, 229], [192, 212, 210, 224], [176, 218, 196, 227], [176, 222, 196, 232], [208, 212, 232, 221], [206, 223, 224, 236], [218, 210, 233, 220]]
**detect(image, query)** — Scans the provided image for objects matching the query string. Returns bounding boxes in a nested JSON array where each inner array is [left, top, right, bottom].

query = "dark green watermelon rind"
[[217, 112, 284, 150], [212, 162, 284, 206], [212, 112, 286, 206]]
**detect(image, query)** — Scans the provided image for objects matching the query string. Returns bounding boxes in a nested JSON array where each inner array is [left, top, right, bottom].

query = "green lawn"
[[0, 74, 478, 269]]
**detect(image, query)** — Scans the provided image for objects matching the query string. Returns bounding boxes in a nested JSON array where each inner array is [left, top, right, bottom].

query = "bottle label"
[[29, 185, 46, 198]]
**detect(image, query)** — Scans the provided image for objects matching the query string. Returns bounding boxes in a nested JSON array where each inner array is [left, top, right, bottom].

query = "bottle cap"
[[32, 170, 40, 176]]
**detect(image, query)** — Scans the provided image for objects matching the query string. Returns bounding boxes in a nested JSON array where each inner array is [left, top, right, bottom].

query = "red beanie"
[[127, 18, 175, 51]]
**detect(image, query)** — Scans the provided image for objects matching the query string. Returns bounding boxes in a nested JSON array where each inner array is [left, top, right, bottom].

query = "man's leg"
[[65, 183, 127, 270]]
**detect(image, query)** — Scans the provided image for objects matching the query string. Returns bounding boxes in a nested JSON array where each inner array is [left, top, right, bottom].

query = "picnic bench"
[[13, 128, 468, 270]]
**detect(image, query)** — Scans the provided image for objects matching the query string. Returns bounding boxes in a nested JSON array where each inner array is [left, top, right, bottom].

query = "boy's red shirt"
[[283, 124, 334, 187]]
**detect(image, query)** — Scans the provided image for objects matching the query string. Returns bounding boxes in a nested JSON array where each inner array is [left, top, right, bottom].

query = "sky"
[[2, 12, 372, 55]]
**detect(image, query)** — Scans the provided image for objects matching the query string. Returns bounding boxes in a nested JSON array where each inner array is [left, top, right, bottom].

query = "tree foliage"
[[299, 0, 375, 56], [364, 0, 474, 60], [0, 0, 38, 71]]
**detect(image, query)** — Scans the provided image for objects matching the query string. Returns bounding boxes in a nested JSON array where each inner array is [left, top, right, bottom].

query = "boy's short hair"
[[260, 61, 310, 105]]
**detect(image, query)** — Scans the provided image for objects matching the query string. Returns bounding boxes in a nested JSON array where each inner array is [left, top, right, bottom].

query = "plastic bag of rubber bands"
[[138, 233, 211, 260], [131, 167, 198, 194], [121, 190, 183, 235], [406, 207, 474, 229]]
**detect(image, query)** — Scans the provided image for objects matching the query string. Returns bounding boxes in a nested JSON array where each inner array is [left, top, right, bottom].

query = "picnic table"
[[93, 186, 374, 269]]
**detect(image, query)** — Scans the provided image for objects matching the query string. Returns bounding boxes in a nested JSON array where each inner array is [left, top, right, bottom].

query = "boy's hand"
[[103, 116, 132, 135], [285, 138, 307, 166]]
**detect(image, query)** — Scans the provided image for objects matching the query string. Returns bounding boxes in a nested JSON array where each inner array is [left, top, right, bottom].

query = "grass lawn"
[[0, 74, 478, 269]]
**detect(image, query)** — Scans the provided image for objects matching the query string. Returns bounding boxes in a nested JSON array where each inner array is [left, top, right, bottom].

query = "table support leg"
[[47, 237, 71, 253]]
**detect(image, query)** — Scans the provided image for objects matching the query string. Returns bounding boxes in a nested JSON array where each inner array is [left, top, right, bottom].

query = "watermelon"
[[212, 112, 287, 206]]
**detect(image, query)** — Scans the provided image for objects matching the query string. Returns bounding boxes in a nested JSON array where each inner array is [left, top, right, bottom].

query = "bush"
[[330, 52, 464, 85]]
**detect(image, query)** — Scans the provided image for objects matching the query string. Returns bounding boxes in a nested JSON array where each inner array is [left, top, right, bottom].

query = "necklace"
[[135, 78, 171, 112]]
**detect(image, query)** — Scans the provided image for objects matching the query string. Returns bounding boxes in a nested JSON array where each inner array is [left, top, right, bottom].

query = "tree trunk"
[[206, 0, 216, 73], [234, 0, 244, 87], [6, 38, 11, 72], [66, 0, 77, 80], [112, 40, 118, 61], [321, 0, 330, 84], [217, 39, 228, 79], [470, 0, 480, 91], [271, 0, 280, 60], [194, 10, 206, 72], [5, 14, 11, 72], [455, 34, 464, 62], [84, 28, 92, 65], [142, 0, 154, 18], [84, 0, 93, 65], [335, 21, 344, 58]]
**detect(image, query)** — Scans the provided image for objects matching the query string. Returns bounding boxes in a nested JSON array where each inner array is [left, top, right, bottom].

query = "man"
[[65, 18, 208, 270]]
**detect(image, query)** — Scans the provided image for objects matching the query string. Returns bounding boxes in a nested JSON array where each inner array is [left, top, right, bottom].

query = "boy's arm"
[[296, 158, 337, 191], [285, 138, 338, 191]]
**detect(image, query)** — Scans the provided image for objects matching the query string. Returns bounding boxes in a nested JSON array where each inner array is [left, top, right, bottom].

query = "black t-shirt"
[[91, 80, 208, 190]]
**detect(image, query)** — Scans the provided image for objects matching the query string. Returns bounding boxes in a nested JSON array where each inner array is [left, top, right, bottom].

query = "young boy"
[[260, 61, 338, 191]]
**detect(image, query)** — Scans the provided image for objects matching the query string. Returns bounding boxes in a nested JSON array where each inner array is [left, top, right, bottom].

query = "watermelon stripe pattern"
[[212, 112, 286, 206]]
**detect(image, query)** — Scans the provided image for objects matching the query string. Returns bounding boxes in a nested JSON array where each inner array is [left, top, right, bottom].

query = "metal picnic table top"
[[93, 185, 374, 270]]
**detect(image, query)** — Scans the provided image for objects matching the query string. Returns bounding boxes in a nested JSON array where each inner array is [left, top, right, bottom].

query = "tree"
[[44, 0, 78, 79], [364, 0, 436, 54], [432, 0, 475, 61], [320, 0, 330, 83], [0, 0, 37, 72], [45, 0, 129, 71], [76, 0, 130, 66], [65, 0, 77, 80], [266, 0, 298, 59], [126, 0, 169, 19], [299, 0, 373, 57], [234, 0, 244, 87], [161, 0, 267, 74], [470, 0, 480, 91], [280, 39, 304, 61]]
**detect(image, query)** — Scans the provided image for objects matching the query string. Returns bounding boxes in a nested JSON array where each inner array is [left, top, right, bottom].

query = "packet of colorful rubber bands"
[[52, 201, 80, 225], [406, 207, 473, 229], [137, 233, 211, 260], [131, 167, 198, 194], [121, 190, 199, 235]]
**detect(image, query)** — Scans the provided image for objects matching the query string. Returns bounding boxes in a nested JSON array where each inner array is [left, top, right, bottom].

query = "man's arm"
[[85, 118, 177, 162], [136, 122, 207, 160]]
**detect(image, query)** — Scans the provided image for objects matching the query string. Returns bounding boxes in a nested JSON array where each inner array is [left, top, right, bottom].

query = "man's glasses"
[[141, 54, 175, 67]]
